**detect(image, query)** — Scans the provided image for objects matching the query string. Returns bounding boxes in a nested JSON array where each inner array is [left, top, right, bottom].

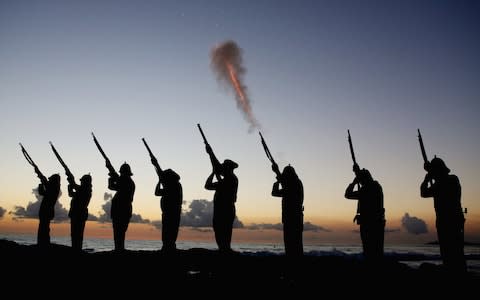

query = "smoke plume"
[[211, 40, 259, 131]]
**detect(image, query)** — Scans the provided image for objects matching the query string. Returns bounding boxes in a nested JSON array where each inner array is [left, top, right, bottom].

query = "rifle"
[[347, 130, 360, 224], [347, 130, 358, 167], [19, 143, 46, 183], [417, 129, 429, 166], [259, 132, 281, 178], [197, 124, 221, 178], [142, 138, 162, 176], [91, 132, 118, 177], [49, 141, 75, 184]]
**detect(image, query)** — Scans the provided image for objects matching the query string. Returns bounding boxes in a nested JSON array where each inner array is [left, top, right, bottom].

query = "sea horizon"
[[2, 232, 480, 273]]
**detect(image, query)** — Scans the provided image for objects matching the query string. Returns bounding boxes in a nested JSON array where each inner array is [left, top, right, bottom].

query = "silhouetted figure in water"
[[421, 157, 466, 272], [271, 164, 304, 257], [204, 144, 238, 253], [108, 163, 135, 251], [345, 165, 385, 262], [37, 172, 61, 246], [155, 168, 183, 252], [68, 174, 92, 250]]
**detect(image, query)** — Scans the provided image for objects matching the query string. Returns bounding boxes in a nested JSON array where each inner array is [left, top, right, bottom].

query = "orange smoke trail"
[[226, 62, 252, 116], [211, 40, 260, 131]]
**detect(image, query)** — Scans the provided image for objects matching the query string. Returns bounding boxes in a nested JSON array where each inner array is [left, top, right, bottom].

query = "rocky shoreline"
[[1, 239, 478, 295]]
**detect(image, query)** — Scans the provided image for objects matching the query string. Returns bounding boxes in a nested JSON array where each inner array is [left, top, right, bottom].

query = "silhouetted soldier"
[[155, 168, 183, 252], [68, 174, 92, 250], [421, 157, 466, 272], [345, 165, 385, 262], [37, 172, 61, 246], [271, 164, 304, 257], [204, 145, 238, 253], [109, 163, 135, 251]]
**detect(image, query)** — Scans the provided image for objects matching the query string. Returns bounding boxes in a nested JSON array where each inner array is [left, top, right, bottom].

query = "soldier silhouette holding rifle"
[[344, 130, 385, 262], [92, 133, 135, 251], [50, 141, 92, 250], [418, 129, 466, 272], [198, 124, 238, 253], [260, 132, 304, 257], [20, 143, 61, 246], [142, 138, 182, 252]]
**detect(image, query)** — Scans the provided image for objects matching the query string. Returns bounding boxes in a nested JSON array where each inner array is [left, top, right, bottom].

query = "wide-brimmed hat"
[[163, 168, 180, 181], [222, 159, 238, 170]]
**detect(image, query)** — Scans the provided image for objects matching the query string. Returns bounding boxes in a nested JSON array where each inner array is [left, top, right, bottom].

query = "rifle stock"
[[142, 138, 162, 175], [49, 141, 74, 182], [91, 132, 117, 177]]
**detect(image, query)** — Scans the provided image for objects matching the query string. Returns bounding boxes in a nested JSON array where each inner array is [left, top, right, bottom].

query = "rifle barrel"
[[50, 141, 73, 178], [347, 129, 357, 165], [92, 132, 109, 161], [142, 138, 153, 156], [259, 132, 274, 163], [19, 143, 36, 166], [417, 129, 428, 163], [197, 124, 208, 144]]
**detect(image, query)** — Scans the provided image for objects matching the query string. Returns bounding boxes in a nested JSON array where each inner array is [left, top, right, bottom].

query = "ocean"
[[2, 233, 480, 273]]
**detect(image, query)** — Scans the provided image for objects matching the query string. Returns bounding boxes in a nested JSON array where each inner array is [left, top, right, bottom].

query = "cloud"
[[130, 213, 150, 224], [401, 213, 428, 235], [10, 187, 69, 222], [87, 213, 99, 221], [104, 192, 113, 201], [180, 199, 213, 227], [303, 221, 331, 232], [246, 223, 283, 230], [97, 198, 111, 223], [0, 206, 6, 218], [245, 221, 330, 232], [97, 192, 149, 224], [180, 199, 244, 228]]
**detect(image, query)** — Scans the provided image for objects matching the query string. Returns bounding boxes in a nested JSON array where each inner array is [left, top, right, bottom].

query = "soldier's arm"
[[345, 181, 359, 199], [205, 172, 217, 190], [108, 176, 119, 191], [420, 174, 433, 198], [271, 181, 282, 197], [155, 182, 164, 196]]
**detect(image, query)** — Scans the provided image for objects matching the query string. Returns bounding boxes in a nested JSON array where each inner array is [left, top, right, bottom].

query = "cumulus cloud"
[[246, 221, 330, 232], [104, 192, 113, 201], [10, 187, 69, 222], [246, 223, 283, 231], [303, 222, 331, 232], [0, 206, 6, 218], [97, 197, 112, 223], [87, 213, 99, 221], [401, 213, 428, 235], [130, 213, 150, 224], [180, 199, 244, 228], [180, 199, 213, 227], [97, 192, 150, 224]]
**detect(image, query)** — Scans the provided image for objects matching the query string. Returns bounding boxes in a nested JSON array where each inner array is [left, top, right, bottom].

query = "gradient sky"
[[1, 0, 479, 244]]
